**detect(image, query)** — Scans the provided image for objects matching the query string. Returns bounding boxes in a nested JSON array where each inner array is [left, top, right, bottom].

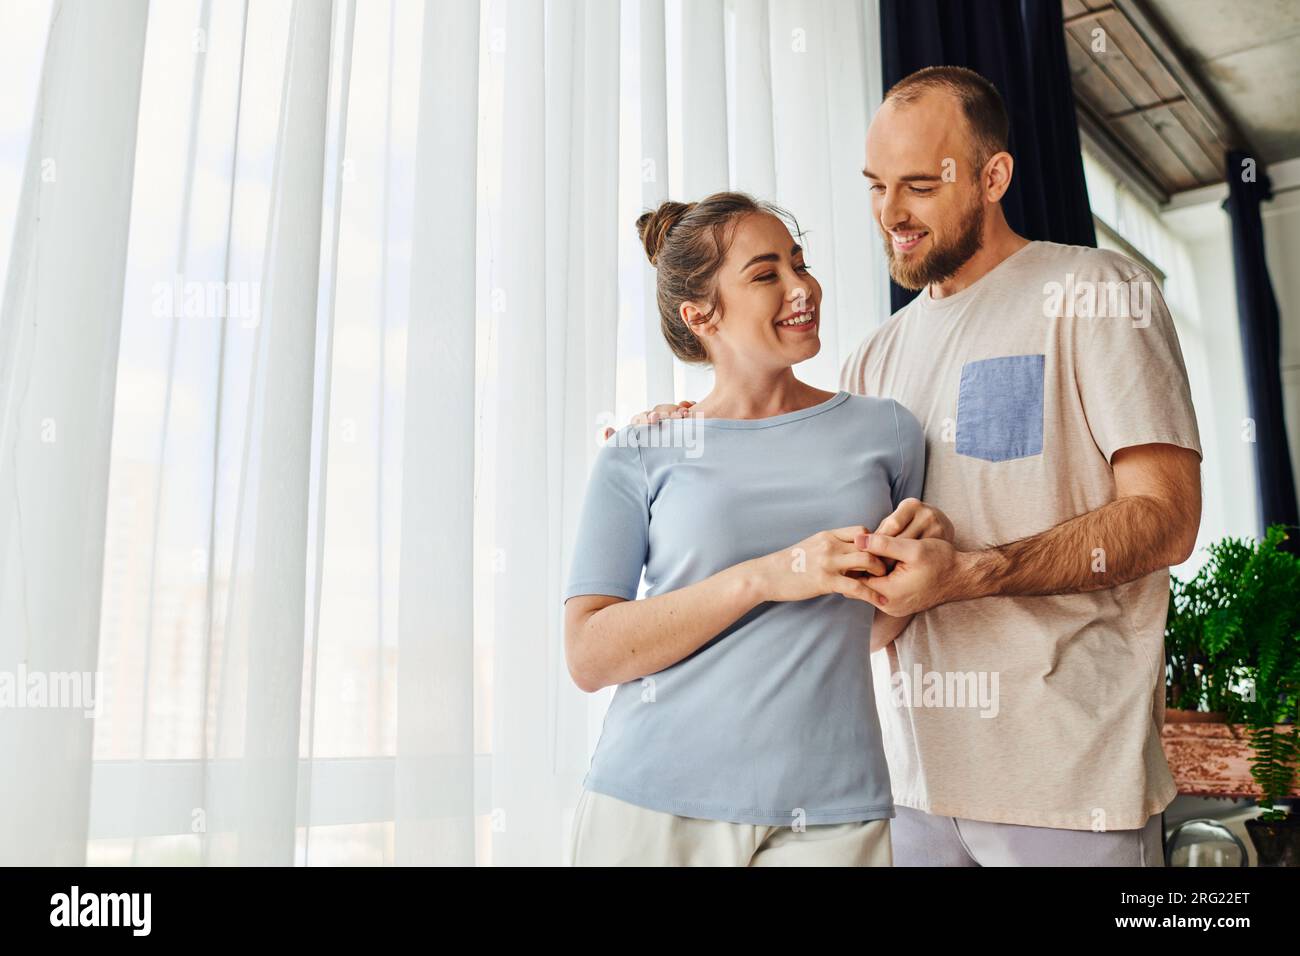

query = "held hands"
[[754, 527, 889, 604], [854, 499, 970, 617], [753, 496, 957, 607], [606, 402, 969, 615]]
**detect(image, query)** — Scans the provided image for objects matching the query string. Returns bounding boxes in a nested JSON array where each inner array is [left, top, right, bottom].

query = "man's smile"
[[889, 228, 929, 253]]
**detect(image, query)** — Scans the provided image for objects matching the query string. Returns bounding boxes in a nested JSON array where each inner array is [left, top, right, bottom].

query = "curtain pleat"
[[677, 0, 728, 400], [545, 0, 595, 813], [130, 0, 214, 868], [823, 0, 883, 358], [639, 0, 676, 405], [730, 1, 775, 199], [394, 0, 479, 866], [769, 0, 840, 383], [0, 0, 150, 866], [301, 0, 357, 865], [488, 0, 550, 864], [205, 0, 335, 866]]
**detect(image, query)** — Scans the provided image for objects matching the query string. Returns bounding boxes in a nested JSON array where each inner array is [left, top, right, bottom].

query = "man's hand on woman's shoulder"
[[602, 400, 696, 441]]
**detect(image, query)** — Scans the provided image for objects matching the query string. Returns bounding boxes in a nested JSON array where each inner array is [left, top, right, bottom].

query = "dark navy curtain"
[[880, 0, 1096, 311], [1223, 150, 1300, 548]]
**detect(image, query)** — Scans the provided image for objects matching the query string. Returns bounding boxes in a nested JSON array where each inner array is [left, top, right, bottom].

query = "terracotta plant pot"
[[1244, 815, 1300, 867]]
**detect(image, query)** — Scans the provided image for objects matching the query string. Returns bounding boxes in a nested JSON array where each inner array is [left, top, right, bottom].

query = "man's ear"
[[983, 151, 1013, 203]]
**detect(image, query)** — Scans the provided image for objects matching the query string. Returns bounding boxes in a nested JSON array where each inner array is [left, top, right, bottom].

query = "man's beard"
[[883, 197, 985, 291]]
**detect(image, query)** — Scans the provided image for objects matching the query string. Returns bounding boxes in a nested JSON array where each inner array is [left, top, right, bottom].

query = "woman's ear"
[[680, 301, 715, 343]]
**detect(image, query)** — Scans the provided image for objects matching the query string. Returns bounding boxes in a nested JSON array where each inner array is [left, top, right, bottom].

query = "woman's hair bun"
[[636, 200, 695, 266]]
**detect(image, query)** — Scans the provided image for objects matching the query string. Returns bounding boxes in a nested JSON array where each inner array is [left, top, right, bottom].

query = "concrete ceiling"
[[1145, 0, 1300, 164]]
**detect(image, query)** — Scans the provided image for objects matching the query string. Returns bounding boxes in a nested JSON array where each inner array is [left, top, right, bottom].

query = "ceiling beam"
[[1109, 0, 1252, 156], [1075, 98, 1171, 207], [1107, 95, 1185, 120], [1063, 5, 1116, 27]]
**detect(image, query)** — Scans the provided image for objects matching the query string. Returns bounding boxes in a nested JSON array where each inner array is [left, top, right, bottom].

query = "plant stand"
[[1162, 719, 1300, 865], [1162, 720, 1300, 799]]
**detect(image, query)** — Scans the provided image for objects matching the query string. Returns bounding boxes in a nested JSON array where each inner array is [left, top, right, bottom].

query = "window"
[[1082, 146, 1259, 575]]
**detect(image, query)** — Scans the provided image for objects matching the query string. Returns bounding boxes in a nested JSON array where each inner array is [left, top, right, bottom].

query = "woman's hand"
[[750, 526, 887, 604]]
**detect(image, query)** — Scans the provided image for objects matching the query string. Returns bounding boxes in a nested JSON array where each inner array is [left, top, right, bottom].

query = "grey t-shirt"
[[564, 391, 925, 826]]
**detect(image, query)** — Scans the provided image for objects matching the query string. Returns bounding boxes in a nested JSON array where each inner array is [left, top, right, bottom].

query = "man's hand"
[[870, 497, 954, 542], [856, 443, 1202, 615], [854, 499, 956, 642], [602, 400, 696, 441], [856, 534, 968, 616], [853, 498, 954, 577]]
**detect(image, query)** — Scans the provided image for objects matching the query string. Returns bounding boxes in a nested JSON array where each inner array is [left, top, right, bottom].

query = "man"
[[625, 65, 1202, 866]]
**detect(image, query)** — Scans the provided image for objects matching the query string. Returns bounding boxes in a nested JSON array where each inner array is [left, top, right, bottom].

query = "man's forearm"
[[951, 493, 1193, 602]]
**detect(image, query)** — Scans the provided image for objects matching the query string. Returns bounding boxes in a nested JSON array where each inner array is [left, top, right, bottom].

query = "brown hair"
[[636, 191, 802, 365], [884, 65, 1009, 173]]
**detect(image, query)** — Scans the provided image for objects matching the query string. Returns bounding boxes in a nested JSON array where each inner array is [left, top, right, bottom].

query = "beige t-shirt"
[[840, 239, 1202, 830]]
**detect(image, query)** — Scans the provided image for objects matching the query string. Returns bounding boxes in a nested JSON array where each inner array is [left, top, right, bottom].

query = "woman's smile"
[[775, 306, 817, 332]]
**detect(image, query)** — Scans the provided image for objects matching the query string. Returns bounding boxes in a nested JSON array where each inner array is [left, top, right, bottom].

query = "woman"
[[563, 192, 950, 866]]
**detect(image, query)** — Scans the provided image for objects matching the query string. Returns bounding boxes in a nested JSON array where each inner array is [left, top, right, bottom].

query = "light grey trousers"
[[891, 804, 1165, 866]]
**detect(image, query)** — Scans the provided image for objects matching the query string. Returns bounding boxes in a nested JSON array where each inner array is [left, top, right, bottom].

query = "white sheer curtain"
[[0, 0, 885, 866], [0, 0, 150, 867]]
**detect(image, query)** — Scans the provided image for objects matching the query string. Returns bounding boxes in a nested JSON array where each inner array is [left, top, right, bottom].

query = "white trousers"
[[569, 789, 893, 867]]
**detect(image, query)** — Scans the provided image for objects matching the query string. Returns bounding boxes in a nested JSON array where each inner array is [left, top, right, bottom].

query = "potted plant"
[[1165, 525, 1300, 866]]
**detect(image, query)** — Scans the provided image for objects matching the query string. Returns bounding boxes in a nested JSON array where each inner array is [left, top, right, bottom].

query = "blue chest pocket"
[[956, 354, 1045, 462]]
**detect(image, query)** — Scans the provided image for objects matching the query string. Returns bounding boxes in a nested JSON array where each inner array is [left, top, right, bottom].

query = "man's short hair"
[[884, 65, 1010, 172]]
